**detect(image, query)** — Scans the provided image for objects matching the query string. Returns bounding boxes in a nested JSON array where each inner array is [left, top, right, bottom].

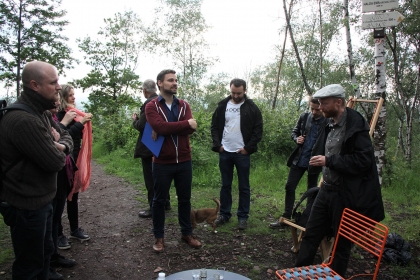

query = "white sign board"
[[362, 0, 399, 13], [362, 11, 404, 29]]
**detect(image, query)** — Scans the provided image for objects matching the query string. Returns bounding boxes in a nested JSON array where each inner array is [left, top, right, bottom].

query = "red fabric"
[[67, 107, 92, 200]]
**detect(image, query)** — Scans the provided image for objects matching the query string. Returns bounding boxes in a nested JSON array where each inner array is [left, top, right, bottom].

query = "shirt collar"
[[158, 95, 179, 105]]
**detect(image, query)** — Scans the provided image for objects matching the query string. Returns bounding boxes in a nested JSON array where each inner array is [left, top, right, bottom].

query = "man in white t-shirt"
[[210, 78, 263, 230]]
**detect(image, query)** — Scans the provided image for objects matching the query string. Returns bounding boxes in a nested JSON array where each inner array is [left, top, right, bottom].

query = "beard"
[[163, 87, 177, 95], [232, 96, 244, 104], [322, 110, 337, 119]]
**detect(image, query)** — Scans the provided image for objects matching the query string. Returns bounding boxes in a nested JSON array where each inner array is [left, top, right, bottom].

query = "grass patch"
[[0, 217, 13, 265]]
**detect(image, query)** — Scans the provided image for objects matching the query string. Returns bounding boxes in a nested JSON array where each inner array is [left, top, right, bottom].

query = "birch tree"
[[386, 0, 420, 165], [152, 0, 216, 100]]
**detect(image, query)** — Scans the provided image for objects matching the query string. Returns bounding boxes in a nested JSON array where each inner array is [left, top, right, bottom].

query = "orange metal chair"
[[276, 208, 389, 280]]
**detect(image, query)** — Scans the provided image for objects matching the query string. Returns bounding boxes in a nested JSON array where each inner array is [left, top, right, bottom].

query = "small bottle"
[[157, 272, 165, 280]]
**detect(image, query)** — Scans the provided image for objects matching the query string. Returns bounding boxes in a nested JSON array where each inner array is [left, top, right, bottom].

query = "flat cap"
[[313, 84, 345, 99]]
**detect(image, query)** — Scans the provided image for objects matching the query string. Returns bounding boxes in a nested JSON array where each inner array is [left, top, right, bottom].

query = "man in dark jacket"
[[211, 78, 263, 230], [270, 97, 324, 228], [295, 84, 385, 277], [145, 69, 201, 252], [132, 79, 170, 218], [0, 61, 73, 280]]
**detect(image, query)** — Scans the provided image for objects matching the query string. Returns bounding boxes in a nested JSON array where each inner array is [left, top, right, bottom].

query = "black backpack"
[[0, 100, 37, 192], [291, 187, 319, 228]]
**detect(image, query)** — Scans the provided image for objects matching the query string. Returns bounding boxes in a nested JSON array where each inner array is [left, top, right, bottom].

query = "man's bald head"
[[21, 61, 56, 88], [21, 61, 61, 102]]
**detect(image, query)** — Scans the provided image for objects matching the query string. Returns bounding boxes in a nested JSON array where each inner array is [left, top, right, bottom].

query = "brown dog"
[[191, 198, 220, 232]]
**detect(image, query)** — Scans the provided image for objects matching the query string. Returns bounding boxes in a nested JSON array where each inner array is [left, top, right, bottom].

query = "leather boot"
[[181, 235, 202, 248], [153, 238, 164, 252]]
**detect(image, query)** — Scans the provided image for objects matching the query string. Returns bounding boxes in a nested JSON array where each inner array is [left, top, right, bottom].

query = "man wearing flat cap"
[[294, 84, 385, 277]]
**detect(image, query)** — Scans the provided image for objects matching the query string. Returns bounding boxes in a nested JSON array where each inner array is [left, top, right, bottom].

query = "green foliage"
[[256, 101, 297, 160], [75, 10, 144, 116], [0, 0, 75, 96], [93, 107, 138, 153], [151, 0, 217, 100]]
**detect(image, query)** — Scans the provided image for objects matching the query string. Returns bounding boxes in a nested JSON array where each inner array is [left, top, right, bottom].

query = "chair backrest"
[[328, 208, 389, 279]]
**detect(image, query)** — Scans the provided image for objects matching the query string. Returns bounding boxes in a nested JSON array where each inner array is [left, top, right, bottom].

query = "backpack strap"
[[0, 103, 37, 116]]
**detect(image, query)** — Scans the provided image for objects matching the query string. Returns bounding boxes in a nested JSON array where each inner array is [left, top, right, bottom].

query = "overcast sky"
[[59, 0, 290, 102]]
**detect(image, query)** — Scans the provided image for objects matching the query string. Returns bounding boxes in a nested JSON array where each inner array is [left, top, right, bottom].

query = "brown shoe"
[[153, 238, 164, 252], [181, 235, 202, 248]]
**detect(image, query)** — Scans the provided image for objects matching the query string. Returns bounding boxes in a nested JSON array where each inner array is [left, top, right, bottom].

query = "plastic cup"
[[217, 267, 226, 279], [192, 270, 200, 280]]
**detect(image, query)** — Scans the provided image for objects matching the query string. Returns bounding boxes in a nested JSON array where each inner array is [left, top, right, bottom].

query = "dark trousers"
[[52, 191, 67, 257], [66, 192, 79, 232], [219, 151, 251, 220], [141, 157, 170, 209], [7, 202, 54, 280], [295, 187, 352, 277], [283, 164, 320, 218], [58, 192, 79, 235], [152, 160, 192, 238]]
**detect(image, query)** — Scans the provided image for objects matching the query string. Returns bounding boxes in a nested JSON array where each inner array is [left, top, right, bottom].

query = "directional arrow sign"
[[362, 11, 404, 29], [362, 0, 399, 13]]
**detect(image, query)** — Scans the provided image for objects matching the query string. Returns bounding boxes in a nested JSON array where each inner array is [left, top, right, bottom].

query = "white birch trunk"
[[373, 36, 387, 185]]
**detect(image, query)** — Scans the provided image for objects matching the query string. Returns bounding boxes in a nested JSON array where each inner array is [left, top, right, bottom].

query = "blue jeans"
[[152, 160, 192, 238], [219, 151, 251, 220], [6, 202, 54, 280], [295, 187, 352, 277]]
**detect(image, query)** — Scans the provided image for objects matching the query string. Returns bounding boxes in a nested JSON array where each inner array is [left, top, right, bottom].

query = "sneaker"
[[57, 235, 71, 250], [153, 238, 164, 252], [138, 209, 152, 218], [70, 228, 90, 241], [214, 215, 228, 226], [181, 235, 202, 248], [48, 267, 63, 280], [51, 254, 77, 268], [238, 219, 247, 230]]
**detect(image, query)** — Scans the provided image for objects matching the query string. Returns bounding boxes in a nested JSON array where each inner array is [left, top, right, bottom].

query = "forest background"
[[0, 0, 419, 278]]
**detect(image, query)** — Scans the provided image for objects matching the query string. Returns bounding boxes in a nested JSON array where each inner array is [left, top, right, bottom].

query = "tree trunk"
[[272, 3, 292, 110], [318, 0, 323, 87], [405, 62, 420, 164], [395, 119, 404, 159], [373, 35, 387, 185], [16, 0, 23, 97], [283, 0, 312, 96], [343, 0, 361, 98]]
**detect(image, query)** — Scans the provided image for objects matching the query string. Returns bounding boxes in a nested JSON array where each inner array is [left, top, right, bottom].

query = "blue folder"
[[141, 122, 164, 158]]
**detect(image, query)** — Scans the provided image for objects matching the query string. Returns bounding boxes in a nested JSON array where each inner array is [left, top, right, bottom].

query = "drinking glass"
[[200, 268, 207, 278], [217, 267, 226, 279]]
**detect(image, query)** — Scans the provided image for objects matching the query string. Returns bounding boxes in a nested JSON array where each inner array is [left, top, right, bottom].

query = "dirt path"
[[62, 161, 279, 279], [0, 161, 409, 279]]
